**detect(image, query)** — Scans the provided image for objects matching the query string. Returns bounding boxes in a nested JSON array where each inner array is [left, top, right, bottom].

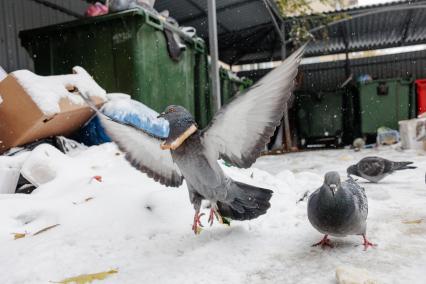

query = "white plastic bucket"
[[399, 118, 426, 150]]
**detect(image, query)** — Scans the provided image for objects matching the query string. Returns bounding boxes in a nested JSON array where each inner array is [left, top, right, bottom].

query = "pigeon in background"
[[347, 156, 416, 183], [308, 172, 374, 249], [81, 45, 305, 234]]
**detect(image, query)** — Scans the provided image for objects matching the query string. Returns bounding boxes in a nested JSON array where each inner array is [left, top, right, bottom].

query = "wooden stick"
[[161, 124, 198, 150]]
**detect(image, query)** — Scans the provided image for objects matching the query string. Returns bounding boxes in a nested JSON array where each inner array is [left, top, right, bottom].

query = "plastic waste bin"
[[416, 79, 426, 115], [20, 8, 212, 127], [295, 90, 344, 147], [357, 78, 415, 136], [219, 68, 252, 105]]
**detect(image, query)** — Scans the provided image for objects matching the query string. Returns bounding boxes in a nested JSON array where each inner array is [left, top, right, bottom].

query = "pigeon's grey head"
[[347, 164, 358, 177], [323, 171, 341, 196], [158, 105, 197, 142]]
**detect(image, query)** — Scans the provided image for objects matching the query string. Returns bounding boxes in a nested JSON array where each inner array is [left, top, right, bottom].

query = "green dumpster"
[[19, 8, 213, 127], [357, 78, 415, 136], [219, 68, 252, 105], [295, 91, 345, 147]]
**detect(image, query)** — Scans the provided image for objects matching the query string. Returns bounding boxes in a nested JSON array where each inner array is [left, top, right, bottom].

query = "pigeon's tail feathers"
[[392, 161, 416, 171], [217, 181, 273, 221]]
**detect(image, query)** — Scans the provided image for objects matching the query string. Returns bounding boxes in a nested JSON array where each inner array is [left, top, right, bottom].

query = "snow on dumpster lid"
[[11, 66, 107, 116]]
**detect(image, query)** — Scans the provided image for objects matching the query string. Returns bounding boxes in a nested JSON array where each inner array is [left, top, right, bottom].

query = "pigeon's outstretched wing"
[[80, 95, 183, 187], [201, 45, 305, 168]]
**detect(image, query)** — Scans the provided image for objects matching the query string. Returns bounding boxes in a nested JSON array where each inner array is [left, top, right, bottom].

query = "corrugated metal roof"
[[154, 0, 426, 63], [0, 0, 88, 72], [291, 0, 426, 57]]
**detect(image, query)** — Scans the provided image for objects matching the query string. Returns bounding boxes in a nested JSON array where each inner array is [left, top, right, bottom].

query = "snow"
[[0, 144, 426, 283], [0, 65, 6, 82], [12, 66, 106, 116]]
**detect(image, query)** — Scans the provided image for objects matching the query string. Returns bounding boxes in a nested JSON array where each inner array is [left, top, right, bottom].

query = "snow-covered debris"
[[0, 152, 29, 194], [0, 145, 425, 283], [336, 266, 377, 284], [12, 66, 106, 115], [20, 144, 65, 188]]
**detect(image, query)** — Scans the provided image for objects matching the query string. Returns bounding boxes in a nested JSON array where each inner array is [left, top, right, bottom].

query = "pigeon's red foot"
[[312, 235, 333, 248], [192, 211, 205, 235], [362, 235, 376, 250], [208, 206, 223, 226]]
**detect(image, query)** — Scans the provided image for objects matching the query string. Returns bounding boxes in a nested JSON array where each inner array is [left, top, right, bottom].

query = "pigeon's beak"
[[329, 184, 337, 195], [157, 112, 165, 119]]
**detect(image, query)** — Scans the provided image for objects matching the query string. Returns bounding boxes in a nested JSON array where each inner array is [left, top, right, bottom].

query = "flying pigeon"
[[82, 45, 305, 234], [347, 156, 416, 183], [307, 172, 374, 249]]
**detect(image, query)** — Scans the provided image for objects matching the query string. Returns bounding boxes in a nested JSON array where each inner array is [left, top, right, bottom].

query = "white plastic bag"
[[0, 165, 20, 194]]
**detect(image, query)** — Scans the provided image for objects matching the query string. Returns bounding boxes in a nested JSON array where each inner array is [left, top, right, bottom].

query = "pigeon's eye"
[[168, 107, 176, 113]]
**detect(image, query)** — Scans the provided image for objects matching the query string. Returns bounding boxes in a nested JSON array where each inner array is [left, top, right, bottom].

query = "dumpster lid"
[[19, 8, 204, 49]]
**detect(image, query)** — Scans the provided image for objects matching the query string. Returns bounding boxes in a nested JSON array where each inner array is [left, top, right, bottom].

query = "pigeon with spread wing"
[[83, 45, 305, 234]]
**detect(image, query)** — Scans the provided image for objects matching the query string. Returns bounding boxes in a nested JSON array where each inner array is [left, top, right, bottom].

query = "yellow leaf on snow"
[[54, 269, 118, 284], [338, 155, 353, 161], [402, 219, 423, 224], [73, 197, 94, 205], [13, 233, 26, 240], [33, 224, 60, 236]]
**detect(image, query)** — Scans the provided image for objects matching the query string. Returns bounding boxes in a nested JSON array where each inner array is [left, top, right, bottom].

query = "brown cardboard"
[[0, 74, 104, 153]]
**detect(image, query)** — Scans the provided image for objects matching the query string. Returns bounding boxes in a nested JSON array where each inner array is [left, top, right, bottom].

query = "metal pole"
[[281, 22, 292, 151], [208, 0, 221, 111]]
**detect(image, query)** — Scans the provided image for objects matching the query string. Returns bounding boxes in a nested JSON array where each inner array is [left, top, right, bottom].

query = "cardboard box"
[[0, 74, 104, 153]]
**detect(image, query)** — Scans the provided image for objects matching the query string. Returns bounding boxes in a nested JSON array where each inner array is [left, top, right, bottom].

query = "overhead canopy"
[[294, 0, 426, 57], [43, 0, 426, 64], [155, 0, 426, 64], [154, 0, 283, 65]]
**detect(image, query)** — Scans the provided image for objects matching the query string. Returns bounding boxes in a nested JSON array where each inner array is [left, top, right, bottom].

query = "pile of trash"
[[0, 66, 169, 194]]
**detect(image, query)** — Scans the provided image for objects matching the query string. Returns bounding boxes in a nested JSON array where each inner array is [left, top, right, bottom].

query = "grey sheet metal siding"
[[0, 0, 88, 72], [299, 49, 426, 92], [237, 49, 426, 93]]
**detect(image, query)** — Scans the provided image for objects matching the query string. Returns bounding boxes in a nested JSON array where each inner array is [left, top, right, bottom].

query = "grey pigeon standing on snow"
[[347, 156, 416, 183], [82, 45, 305, 234], [307, 172, 374, 249]]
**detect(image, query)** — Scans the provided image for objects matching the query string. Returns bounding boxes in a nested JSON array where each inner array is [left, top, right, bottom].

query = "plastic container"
[[219, 68, 252, 105], [399, 118, 426, 149], [20, 8, 212, 128], [416, 79, 426, 115], [295, 90, 345, 147], [358, 78, 415, 135], [376, 127, 399, 145]]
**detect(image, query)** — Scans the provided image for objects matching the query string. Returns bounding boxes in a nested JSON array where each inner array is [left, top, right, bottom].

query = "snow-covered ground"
[[1, 143, 425, 283]]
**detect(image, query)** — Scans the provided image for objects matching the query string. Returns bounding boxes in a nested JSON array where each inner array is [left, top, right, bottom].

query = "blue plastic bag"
[[74, 94, 169, 146]]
